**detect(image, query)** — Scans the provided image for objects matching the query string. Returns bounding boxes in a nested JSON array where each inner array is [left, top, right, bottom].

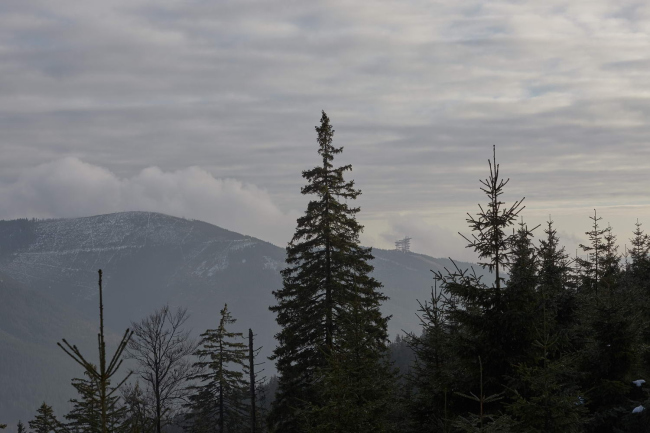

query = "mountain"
[[0, 212, 491, 428]]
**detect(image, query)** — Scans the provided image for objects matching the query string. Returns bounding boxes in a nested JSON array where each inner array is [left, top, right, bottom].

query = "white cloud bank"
[[0, 157, 299, 247]]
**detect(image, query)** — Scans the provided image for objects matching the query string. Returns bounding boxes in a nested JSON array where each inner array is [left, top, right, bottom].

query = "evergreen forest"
[[4, 111, 650, 433]]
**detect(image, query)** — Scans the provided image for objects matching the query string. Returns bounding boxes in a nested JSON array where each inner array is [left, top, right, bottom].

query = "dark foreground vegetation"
[[3, 112, 650, 433]]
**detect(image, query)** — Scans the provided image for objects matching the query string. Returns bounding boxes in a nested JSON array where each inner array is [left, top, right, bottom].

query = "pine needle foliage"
[[269, 111, 387, 433], [576, 210, 607, 295], [306, 287, 395, 433], [576, 220, 641, 431], [453, 357, 515, 433], [65, 369, 124, 433], [29, 403, 62, 433], [407, 281, 457, 433], [507, 248, 585, 433], [537, 219, 577, 342]]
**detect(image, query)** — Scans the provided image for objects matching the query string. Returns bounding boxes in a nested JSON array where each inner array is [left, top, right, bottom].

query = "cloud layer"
[[0, 158, 299, 247]]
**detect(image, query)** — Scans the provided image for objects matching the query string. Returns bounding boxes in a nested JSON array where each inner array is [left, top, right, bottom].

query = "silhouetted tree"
[[29, 403, 62, 433], [506, 228, 585, 433], [440, 147, 526, 415], [186, 304, 249, 433], [128, 305, 197, 433], [58, 270, 132, 433], [407, 282, 456, 432], [576, 211, 607, 295], [576, 220, 641, 431], [121, 383, 156, 433], [269, 111, 388, 433], [460, 145, 525, 297]]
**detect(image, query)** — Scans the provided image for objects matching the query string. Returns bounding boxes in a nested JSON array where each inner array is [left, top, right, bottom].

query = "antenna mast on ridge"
[[395, 236, 412, 253]]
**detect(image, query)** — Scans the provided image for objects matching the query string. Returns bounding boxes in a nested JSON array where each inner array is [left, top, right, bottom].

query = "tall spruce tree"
[[186, 304, 250, 433], [269, 111, 388, 433]]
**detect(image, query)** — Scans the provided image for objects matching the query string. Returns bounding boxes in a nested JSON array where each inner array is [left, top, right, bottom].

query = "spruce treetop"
[[461, 145, 525, 292]]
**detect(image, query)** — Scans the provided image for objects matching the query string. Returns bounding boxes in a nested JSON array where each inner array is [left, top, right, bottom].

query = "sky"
[[1, 0, 650, 261]]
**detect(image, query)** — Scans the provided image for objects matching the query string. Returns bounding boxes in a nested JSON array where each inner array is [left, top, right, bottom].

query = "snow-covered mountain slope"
[[0, 212, 489, 343]]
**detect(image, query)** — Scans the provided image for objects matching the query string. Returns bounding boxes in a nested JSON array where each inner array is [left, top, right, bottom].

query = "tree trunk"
[[249, 329, 256, 433], [220, 339, 224, 433]]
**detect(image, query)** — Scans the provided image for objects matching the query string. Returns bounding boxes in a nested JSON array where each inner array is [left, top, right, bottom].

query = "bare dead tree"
[[127, 305, 197, 433]]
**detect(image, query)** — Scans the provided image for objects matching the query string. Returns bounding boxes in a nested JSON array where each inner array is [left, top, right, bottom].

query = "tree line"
[[4, 111, 650, 432]]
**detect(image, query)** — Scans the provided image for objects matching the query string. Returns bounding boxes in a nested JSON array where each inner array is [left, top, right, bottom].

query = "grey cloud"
[[0, 158, 299, 247]]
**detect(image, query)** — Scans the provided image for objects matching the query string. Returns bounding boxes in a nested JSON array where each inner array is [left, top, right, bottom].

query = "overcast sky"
[[1, 0, 649, 260]]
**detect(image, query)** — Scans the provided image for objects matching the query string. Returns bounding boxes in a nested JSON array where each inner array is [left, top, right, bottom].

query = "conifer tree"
[[29, 403, 62, 433], [440, 147, 526, 413], [498, 221, 538, 370], [576, 220, 641, 431], [628, 221, 650, 380], [576, 210, 607, 295], [65, 368, 125, 433], [65, 372, 102, 433], [186, 304, 249, 433], [536, 219, 577, 340], [506, 224, 585, 432], [460, 146, 525, 297], [269, 111, 388, 433], [629, 220, 650, 283], [58, 270, 133, 433], [17, 421, 26, 433], [453, 357, 514, 433], [506, 322, 585, 432], [407, 282, 457, 432], [306, 287, 395, 433]]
